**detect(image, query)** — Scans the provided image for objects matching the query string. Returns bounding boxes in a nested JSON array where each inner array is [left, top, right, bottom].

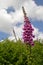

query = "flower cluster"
[[23, 16, 35, 46]]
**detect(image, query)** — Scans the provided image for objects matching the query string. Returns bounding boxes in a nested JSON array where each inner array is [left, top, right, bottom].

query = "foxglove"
[[23, 16, 35, 46]]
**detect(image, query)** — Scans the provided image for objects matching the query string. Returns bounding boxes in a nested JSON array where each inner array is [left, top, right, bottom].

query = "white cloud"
[[0, 8, 24, 34], [0, 0, 43, 40], [8, 36, 16, 41], [0, 0, 32, 9], [0, 9, 13, 33], [38, 32, 43, 40], [8, 24, 23, 41], [13, 24, 23, 39], [23, 0, 43, 20]]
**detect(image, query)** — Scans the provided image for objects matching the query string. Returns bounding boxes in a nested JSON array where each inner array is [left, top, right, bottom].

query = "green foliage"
[[0, 40, 43, 65]]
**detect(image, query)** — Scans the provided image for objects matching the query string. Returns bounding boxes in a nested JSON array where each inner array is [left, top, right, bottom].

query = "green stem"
[[30, 45, 31, 57], [26, 44, 32, 65], [29, 44, 32, 65]]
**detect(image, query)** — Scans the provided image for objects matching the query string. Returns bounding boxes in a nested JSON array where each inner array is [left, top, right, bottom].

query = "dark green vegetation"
[[0, 39, 43, 65]]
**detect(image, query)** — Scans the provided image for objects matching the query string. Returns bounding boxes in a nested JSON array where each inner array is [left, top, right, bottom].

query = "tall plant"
[[22, 6, 35, 64]]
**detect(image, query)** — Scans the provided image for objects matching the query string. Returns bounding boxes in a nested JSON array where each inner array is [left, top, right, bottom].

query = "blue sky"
[[6, 6, 15, 13], [0, 0, 43, 40], [0, 32, 9, 40], [35, 0, 43, 5], [31, 20, 43, 32]]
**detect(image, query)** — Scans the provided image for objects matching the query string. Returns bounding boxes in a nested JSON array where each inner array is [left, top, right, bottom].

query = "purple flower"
[[23, 16, 35, 46]]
